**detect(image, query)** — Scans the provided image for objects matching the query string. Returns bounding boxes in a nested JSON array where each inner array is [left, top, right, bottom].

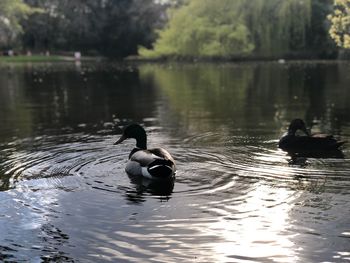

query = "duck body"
[[115, 124, 176, 180], [279, 133, 345, 153], [126, 147, 176, 179], [279, 119, 346, 153]]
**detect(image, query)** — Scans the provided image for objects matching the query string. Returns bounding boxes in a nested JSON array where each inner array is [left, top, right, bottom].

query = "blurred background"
[[0, 0, 349, 60]]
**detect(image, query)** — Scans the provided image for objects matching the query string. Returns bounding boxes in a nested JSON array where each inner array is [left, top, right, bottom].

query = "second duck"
[[279, 119, 346, 153]]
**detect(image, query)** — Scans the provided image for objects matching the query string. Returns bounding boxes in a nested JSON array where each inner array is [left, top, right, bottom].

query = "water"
[[1, 61, 350, 262]]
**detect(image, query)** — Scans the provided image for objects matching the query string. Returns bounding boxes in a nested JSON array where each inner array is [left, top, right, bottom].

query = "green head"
[[114, 124, 147, 149]]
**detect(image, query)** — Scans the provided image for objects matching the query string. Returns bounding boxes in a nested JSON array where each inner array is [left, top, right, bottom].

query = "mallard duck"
[[279, 119, 346, 153], [114, 124, 176, 180]]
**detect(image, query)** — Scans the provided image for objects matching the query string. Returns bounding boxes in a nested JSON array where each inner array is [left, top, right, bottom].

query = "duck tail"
[[147, 159, 175, 179], [335, 141, 347, 148]]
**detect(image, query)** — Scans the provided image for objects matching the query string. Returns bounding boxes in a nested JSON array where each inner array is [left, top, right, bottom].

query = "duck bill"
[[114, 134, 127, 145]]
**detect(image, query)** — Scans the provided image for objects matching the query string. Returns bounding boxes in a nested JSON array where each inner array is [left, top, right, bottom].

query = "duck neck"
[[136, 134, 147, 149]]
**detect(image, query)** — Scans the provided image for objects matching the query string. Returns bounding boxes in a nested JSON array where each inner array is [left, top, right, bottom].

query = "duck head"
[[114, 124, 147, 149], [288, 119, 310, 136]]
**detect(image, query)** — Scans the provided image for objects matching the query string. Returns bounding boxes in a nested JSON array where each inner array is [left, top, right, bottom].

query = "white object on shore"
[[74, 52, 81, 60]]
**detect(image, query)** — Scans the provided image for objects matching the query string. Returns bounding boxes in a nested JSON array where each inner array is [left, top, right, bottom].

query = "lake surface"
[[0, 61, 350, 262]]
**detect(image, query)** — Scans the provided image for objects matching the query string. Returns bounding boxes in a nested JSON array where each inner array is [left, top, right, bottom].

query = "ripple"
[[1, 129, 350, 262], [0, 134, 129, 194], [170, 132, 350, 199], [2, 130, 350, 201]]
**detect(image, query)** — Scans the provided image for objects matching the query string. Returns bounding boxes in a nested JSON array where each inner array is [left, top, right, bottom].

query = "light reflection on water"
[[0, 62, 350, 262]]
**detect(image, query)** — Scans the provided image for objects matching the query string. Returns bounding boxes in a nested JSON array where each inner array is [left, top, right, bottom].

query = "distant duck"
[[114, 124, 176, 180], [279, 119, 346, 153]]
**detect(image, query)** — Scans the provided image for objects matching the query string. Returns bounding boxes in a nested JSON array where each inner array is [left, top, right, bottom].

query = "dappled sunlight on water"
[[1, 62, 350, 262]]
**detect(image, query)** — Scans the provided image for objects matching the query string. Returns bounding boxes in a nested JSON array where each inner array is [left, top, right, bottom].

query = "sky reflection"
[[204, 183, 299, 262]]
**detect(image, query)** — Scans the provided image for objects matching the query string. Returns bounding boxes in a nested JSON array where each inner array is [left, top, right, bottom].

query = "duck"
[[114, 124, 176, 180], [278, 119, 346, 153]]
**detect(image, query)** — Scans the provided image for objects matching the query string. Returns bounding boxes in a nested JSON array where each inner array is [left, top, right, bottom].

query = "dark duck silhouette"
[[279, 119, 346, 153], [114, 124, 176, 180]]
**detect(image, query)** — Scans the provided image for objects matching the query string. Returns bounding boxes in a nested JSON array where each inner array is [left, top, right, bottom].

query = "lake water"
[[0, 61, 350, 262]]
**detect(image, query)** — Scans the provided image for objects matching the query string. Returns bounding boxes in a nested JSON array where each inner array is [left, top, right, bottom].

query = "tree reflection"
[[0, 63, 161, 141], [139, 62, 350, 139]]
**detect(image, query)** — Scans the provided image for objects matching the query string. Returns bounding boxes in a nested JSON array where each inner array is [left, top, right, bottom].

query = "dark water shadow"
[[0, 245, 16, 261], [125, 173, 175, 203], [287, 149, 345, 166], [37, 223, 74, 263]]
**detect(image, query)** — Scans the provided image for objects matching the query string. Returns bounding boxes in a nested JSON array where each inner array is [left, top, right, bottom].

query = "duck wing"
[[148, 148, 175, 163], [129, 148, 176, 179], [130, 148, 174, 166], [309, 136, 345, 150]]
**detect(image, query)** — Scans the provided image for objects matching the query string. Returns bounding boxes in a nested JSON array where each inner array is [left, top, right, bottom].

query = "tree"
[[100, 0, 167, 57], [0, 0, 38, 48], [140, 0, 336, 59], [22, 0, 167, 57], [305, 0, 336, 58], [328, 0, 350, 48], [244, 0, 312, 57], [140, 0, 254, 58]]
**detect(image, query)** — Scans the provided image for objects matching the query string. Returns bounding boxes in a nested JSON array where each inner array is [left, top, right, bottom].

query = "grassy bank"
[[0, 55, 75, 63], [0, 55, 105, 63]]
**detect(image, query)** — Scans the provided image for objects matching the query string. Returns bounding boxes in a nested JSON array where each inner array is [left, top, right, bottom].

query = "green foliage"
[[245, 0, 312, 56], [305, 0, 336, 57], [0, 0, 39, 47], [140, 0, 323, 59], [0, 0, 340, 58], [21, 0, 167, 57], [328, 0, 350, 48], [140, 0, 254, 58]]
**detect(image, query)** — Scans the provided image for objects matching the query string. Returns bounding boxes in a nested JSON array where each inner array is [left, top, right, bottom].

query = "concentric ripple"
[[1, 129, 350, 262], [2, 129, 350, 206], [0, 133, 131, 194], [172, 131, 350, 198]]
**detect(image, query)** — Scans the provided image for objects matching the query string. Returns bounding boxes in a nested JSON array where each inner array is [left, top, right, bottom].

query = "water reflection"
[[128, 174, 174, 197], [139, 62, 350, 161], [0, 63, 159, 141], [208, 184, 298, 262], [288, 149, 345, 166], [0, 62, 350, 262]]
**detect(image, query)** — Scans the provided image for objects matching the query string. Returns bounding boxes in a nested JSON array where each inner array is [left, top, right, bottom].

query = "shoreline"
[[0, 55, 105, 63], [1, 54, 350, 64]]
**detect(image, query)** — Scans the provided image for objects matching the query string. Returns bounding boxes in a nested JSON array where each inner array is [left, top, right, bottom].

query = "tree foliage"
[[140, 0, 254, 58], [244, 0, 312, 56], [140, 0, 336, 59], [0, 0, 342, 58], [21, 0, 166, 57], [306, 0, 336, 56], [328, 0, 350, 48], [0, 0, 38, 47]]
